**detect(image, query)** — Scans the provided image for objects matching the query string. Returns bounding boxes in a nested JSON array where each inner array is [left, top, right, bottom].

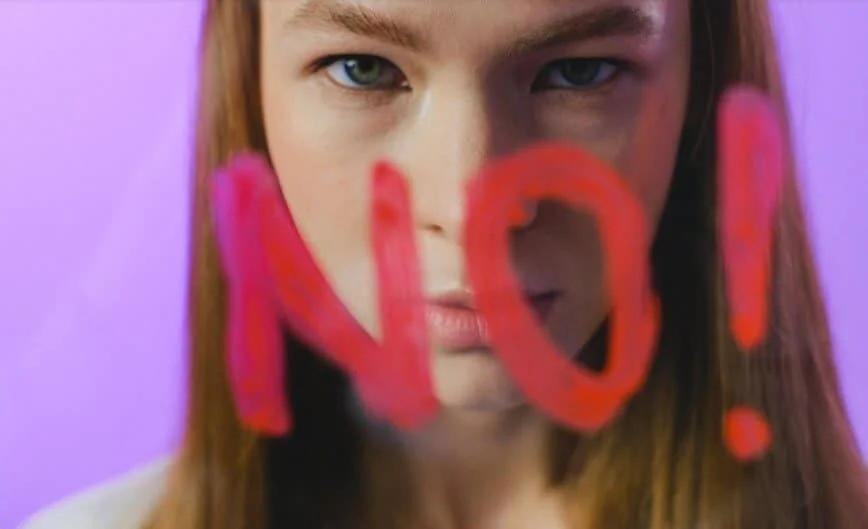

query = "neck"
[[360, 406, 580, 529]]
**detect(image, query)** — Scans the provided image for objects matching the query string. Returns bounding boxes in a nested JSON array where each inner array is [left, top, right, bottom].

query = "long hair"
[[143, 0, 868, 528]]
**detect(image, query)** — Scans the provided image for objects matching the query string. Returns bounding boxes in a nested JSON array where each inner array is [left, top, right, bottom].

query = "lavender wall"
[[1, 2, 865, 527]]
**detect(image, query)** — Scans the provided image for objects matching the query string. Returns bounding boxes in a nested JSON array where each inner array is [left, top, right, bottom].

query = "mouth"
[[425, 289, 560, 352]]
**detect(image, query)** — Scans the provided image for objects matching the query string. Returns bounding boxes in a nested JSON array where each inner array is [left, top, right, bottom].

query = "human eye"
[[532, 58, 626, 92], [314, 54, 409, 91]]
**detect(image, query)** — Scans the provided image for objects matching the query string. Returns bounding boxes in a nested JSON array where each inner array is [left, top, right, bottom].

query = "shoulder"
[[18, 457, 173, 529]]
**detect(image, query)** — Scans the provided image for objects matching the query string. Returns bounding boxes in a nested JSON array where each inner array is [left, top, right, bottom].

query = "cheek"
[[524, 86, 687, 351], [625, 91, 684, 227], [623, 55, 690, 226], [262, 94, 383, 336]]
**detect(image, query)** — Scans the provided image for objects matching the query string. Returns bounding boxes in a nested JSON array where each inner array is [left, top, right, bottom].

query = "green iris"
[[342, 56, 385, 87]]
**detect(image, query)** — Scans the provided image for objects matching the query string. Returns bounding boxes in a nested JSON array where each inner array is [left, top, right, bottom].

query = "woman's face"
[[259, 0, 690, 413]]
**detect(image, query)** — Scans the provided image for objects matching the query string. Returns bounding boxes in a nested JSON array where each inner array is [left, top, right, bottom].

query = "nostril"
[[425, 222, 447, 235]]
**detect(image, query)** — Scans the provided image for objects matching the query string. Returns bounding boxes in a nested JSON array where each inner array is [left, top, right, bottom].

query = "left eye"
[[533, 59, 622, 91], [320, 55, 408, 90]]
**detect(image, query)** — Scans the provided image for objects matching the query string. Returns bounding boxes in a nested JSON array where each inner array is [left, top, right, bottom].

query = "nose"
[[401, 88, 538, 242]]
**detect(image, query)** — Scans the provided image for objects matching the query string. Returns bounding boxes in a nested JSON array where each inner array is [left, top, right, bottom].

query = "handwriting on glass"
[[211, 85, 783, 463]]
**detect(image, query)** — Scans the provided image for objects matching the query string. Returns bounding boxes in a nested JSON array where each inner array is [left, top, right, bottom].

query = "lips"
[[425, 290, 559, 351]]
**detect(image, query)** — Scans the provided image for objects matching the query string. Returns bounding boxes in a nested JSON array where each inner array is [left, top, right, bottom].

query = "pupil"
[[346, 57, 382, 85], [562, 61, 600, 85]]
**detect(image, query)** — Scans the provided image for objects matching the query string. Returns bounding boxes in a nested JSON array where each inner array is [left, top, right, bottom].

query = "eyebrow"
[[284, 2, 658, 55], [507, 6, 660, 55], [285, 1, 428, 51]]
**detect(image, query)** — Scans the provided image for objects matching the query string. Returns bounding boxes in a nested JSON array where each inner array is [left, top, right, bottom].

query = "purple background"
[[0, 2, 866, 527]]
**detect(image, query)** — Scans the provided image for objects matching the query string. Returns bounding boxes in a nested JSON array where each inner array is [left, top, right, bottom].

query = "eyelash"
[[312, 54, 628, 94]]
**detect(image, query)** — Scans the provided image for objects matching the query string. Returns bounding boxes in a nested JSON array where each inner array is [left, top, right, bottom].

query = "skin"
[[259, 0, 690, 526]]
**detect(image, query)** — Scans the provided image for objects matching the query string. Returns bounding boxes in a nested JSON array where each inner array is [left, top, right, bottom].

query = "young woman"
[[23, 0, 868, 528]]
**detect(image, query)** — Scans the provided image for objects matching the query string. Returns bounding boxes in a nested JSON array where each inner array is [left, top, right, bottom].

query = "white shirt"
[[18, 458, 172, 529]]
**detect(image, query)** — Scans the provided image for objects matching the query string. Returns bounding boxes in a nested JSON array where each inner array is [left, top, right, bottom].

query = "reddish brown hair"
[[144, 0, 868, 528]]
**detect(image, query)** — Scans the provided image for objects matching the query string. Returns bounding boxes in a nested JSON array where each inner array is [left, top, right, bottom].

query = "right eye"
[[318, 55, 409, 91]]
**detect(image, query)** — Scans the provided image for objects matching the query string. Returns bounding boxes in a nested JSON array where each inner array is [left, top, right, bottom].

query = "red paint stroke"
[[718, 86, 785, 352], [718, 85, 785, 461], [211, 155, 290, 435], [212, 154, 437, 435], [464, 143, 660, 432], [723, 407, 773, 463], [210, 83, 785, 454], [370, 161, 439, 427]]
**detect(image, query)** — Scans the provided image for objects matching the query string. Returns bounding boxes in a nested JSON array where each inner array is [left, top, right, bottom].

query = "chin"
[[430, 349, 527, 411]]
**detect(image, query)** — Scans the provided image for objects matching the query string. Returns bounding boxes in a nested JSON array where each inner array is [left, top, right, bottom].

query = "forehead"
[[262, 0, 675, 17], [261, 0, 686, 54]]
